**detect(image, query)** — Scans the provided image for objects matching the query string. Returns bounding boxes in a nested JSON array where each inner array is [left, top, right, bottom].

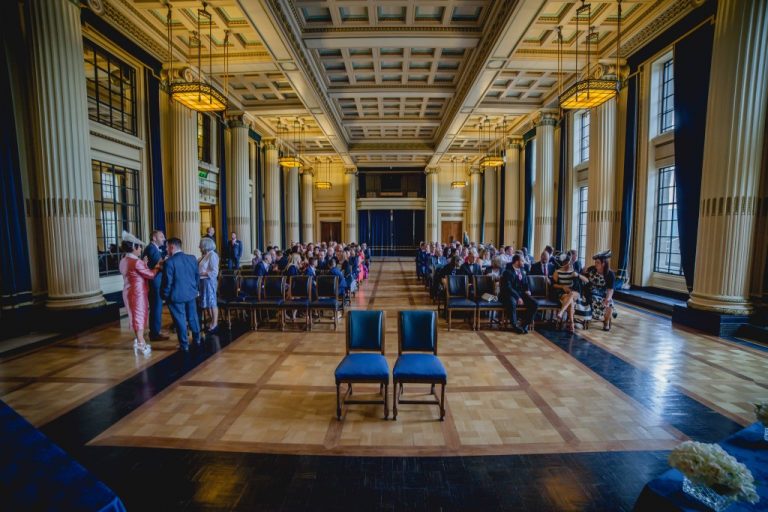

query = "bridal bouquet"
[[755, 401, 768, 425], [669, 441, 759, 504]]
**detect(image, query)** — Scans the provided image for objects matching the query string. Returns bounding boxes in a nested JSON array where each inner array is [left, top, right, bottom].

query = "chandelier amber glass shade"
[[315, 181, 332, 190], [479, 155, 504, 168], [451, 180, 467, 189], [278, 156, 303, 168], [170, 82, 226, 112], [559, 79, 619, 109]]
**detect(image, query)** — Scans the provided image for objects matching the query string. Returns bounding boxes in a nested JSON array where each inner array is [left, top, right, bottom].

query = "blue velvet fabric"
[[347, 311, 384, 351], [635, 423, 768, 511], [447, 298, 477, 308], [334, 354, 390, 383], [0, 400, 126, 512], [393, 354, 447, 383], [399, 311, 437, 352], [311, 298, 340, 308], [477, 300, 504, 309]]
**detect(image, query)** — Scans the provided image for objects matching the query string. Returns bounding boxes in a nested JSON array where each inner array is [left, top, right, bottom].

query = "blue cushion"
[[334, 354, 389, 383], [535, 299, 559, 308], [257, 299, 283, 307], [447, 298, 477, 308], [282, 299, 309, 307], [476, 300, 503, 308], [311, 298, 340, 308], [393, 354, 447, 383], [348, 311, 384, 351], [399, 311, 436, 352]]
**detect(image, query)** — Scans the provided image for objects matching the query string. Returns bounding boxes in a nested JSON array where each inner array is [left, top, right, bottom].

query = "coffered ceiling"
[[103, 0, 699, 167]]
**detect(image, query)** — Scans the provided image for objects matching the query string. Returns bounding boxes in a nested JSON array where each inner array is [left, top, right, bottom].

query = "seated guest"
[[499, 254, 538, 334], [432, 255, 463, 298], [552, 253, 580, 333], [276, 250, 288, 271], [305, 257, 317, 278], [329, 259, 347, 298], [361, 242, 371, 269], [568, 249, 583, 274], [255, 254, 271, 276], [284, 253, 301, 277], [460, 252, 482, 276], [579, 250, 616, 332], [530, 250, 555, 281], [251, 249, 261, 268]]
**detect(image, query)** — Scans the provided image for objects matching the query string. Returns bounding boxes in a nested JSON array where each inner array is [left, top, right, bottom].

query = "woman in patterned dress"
[[579, 250, 616, 331], [198, 237, 220, 333]]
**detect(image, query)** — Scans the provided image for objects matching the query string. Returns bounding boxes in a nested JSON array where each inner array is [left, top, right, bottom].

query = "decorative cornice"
[[90, 129, 143, 150], [425, 167, 440, 175], [619, 0, 700, 58], [103, 0, 168, 61], [302, 26, 482, 35], [344, 167, 357, 175]]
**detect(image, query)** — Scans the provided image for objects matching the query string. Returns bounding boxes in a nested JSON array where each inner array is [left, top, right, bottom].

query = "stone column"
[[301, 167, 314, 243], [165, 102, 200, 256], [688, 0, 768, 315], [345, 167, 358, 243], [503, 139, 523, 247], [469, 166, 483, 242], [586, 98, 618, 261], [263, 139, 281, 248], [249, 140, 258, 250], [226, 118, 251, 264], [425, 167, 439, 243], [534, 112, 557, 254], [285, 166, 300, 246], [483, 166, 498, 245], [28, 0, 104, 309]]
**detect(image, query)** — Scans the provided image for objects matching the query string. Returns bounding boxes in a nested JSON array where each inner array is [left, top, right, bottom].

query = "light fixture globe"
[[451, 180, 467, 189], [559, 78, 618, 110], [314, 181, 332, 190], [479, 155, 504, 168], [278, 156, 303, 168], [170, 81, 226, 112]]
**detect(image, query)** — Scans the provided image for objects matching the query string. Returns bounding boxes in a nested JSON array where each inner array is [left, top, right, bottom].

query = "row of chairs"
[[441, 274, 560, 330], [217, 275, 344, 330], [334, 310, 446, 421]]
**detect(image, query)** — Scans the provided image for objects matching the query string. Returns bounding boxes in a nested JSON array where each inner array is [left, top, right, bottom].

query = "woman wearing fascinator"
[[119, 231, 161, 355]]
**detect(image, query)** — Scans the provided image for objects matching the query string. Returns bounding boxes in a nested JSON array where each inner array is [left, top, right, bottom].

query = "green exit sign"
[[198, 170, 208, 179]]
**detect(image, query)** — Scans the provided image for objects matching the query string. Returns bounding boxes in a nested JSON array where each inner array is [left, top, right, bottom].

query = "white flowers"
[[755, 401, 768, 425], [669, 441, 759, 504]]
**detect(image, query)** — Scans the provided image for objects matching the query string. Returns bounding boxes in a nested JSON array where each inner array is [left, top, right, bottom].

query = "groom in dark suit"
[[161, 237, 200, 351]]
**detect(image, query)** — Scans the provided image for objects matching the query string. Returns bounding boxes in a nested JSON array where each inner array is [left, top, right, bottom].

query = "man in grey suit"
[[161, 237, 200, 351]]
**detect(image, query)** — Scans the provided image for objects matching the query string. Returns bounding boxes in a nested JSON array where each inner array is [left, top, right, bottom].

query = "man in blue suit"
[[161, 237, 201, 351], [255, 254, 271, 277], [329, 259, 347, 298], [143, 229, 169, 341], [227, 232, 243, 269]]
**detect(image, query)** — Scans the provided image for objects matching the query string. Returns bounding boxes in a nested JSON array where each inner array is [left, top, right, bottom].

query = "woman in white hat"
[[119, 231, 160, 354]]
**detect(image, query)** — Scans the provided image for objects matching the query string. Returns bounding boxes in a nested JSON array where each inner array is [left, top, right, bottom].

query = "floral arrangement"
[[755, 401, 768, 425], [669, 441, 759, 504]]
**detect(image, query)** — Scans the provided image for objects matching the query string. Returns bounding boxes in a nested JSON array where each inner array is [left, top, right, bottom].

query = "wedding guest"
[[530, 250, 555, 281], [120, 232, 160, 355], [162, 237, 201, 351], [552, 253, 580, 332], [256, 254, 271, 277], [579, 250, 616, 331], [143, 229, 169, 341], [227, 232, 243, 269], [251, 249, 262, 268], [499, 254, 538, 334], [204, 226, 216, 242], [198, 238, 220, 334]]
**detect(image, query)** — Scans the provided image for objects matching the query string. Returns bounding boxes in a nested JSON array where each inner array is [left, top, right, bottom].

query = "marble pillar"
[[28, 0, 104, 308], [425, 167, 439, 243], [263, 139, 281, 248], [503, 140, 523, 247], [483, 166, 498, 245], [285, 166, 300, 246], [533, 112, 557, 254], [226, 119, 251, 264], [165, 102, 200, 256], [469, 166, 482, 242], [688, 0, 768, 315], [345, 167, 358, 243], [586, 98, 618, 261], [301, 167, 314, 243], [249, 140, 258, 250]]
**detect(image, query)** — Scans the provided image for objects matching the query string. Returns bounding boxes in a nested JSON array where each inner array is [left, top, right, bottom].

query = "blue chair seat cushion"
[[257, 299, 284, 307], [476, 300, 504, 308], [393, 354, 447, 383], [335, 354, 390, 383], [447, 298, 477, 308], [311, 298, 341, 308], [534, 298, 559, 308], [282, 299, 310, 307]]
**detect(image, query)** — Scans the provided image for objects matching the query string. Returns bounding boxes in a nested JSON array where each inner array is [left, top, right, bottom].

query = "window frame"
[[577, 186, 588, 268], [659, 59, 674, 134], [198, 113, 212, 164], [652, 165, 683, 276], [83, 38, 137, 135], [578, 111, 590, 164]]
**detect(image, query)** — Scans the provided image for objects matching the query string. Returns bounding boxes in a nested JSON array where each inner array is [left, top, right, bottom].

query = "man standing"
[[227, 232, 243, 269], [500, 254, 538, 334], [143, 230, 169, 341], [161, 238, 201, 351], [204, 226, 216, 242]]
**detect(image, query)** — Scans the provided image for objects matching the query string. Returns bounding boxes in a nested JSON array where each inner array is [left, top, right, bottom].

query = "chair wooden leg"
[[336, 383, 341, 420], [447, 310, 452, 331], [440, 384, 446, 421], [384, 383, 389, 420], [392, 380, 398, 420]]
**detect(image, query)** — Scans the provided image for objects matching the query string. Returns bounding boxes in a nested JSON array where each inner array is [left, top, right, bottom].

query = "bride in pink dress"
[[119, 232, 160, 355]]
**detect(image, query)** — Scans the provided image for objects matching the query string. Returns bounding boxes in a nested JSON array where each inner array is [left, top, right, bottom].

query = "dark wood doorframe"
[[320, 221, 342, 243], [441, 220, 462, 244]]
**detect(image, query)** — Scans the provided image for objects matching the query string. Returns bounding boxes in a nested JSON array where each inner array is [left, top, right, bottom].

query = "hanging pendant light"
[[451, 157, 467, 189], [279, 118, 303, 168], [479, 117, 503, 168], [315, 157, 332, 190], [167, 2, 227, 112], [558, 0, 622, 110]]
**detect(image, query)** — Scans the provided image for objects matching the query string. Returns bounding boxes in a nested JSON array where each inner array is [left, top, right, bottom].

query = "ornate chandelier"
[[450, 157, 467, 189], [166, 3, 228, 112], [278, 119, 303, 168], [315, 157, 332, 189], [558, 0, 622, 110], [479, 117, 505, 168]]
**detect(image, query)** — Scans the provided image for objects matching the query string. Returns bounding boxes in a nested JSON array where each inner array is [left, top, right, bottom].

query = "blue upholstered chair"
[[311, 275, 342, 330], [474, 275, 505, 330], [444, 274, 476, 330], [216, 273, 240, 328], [281, 276, 312, 331], [334, 310, 389, 420], [257, 276, 285, 330], [393, 310, 446, 421], [237, 275, 261, 330]]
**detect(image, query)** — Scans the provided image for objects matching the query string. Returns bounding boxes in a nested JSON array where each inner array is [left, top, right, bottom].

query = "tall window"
[[653, 166, 682, 275], [83, 39, 137, 135], [197, 113, 211, 163], [92, 160, 141, 276], [659, 59, 674, 133], [579, 111, 590, 163], [577, 186, 588, 267]]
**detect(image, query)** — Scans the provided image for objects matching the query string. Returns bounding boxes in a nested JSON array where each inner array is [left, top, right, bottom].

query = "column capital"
[[301, 167, 315, 177], [506, 137, 524, 150], [425, 167, 439, 175], [533, 111, 559, 127], [262, 138, 278, 150], [226, 115, 247, 129], [596, 58, 629, 81], [469, 165, 482, 175], [344, 166, 357, 175]]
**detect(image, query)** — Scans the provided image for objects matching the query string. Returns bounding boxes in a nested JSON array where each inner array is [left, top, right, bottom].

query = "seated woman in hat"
[[578, 250, 616, 331]]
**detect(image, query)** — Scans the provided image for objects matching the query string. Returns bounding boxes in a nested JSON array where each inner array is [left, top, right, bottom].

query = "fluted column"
[[165, 102, 200, 256], [689, 0, 768, 315], [503, 139, 523, 247], [29, 0, 104, 309], [425, 167, 439, 243], [345, 167, 358, 243], [301, 167, 314, 243], [469, 166, 482, 243], [483, 166, 498, 245], [586, 98, 618, 261], [227, 118, 251, 264], [285, 166, 300, 246], [534, 112, 557, 254], [263, 139, 281, 248], [249, 140, 258, 250]]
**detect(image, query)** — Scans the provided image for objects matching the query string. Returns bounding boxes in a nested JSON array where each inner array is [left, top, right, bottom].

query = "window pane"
[[653, 166, 683, 276], [83, 39, 137, 135]]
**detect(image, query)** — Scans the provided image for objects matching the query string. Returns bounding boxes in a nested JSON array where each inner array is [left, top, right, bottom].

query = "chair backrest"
[[398, 310, 437, 354], [527, 275, 548, 298], [261, 276, 285, 300], [217, 274, 239, 300], [239, 276, 261, 299], [346, 310, 385, 354], [315, 275, 338, 299], [288, 276, 311, 299], [445, 274, 468, 299], [473, 275, 496, 298]]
